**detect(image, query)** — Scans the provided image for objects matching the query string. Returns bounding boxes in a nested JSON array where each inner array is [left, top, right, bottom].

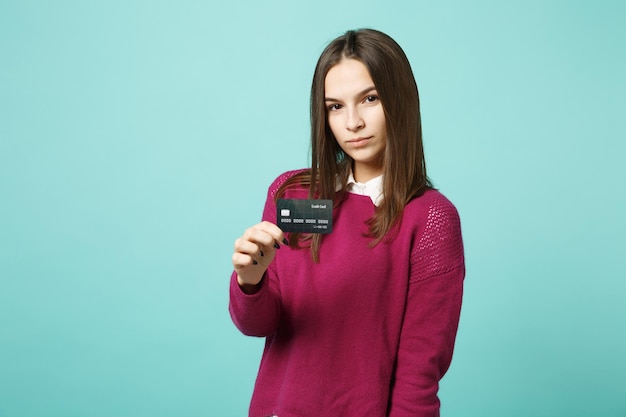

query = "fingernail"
[[283, 238, 289, 245], [260, 250, 264, 257], [274, 242, 280, 249], [252, 260, 258, 265]]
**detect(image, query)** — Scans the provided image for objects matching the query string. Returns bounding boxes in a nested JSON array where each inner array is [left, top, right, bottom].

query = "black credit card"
[[276, 199, 333, 234]]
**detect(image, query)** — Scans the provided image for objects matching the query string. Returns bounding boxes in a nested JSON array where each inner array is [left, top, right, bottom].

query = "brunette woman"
[[230, 28, 465, 417]]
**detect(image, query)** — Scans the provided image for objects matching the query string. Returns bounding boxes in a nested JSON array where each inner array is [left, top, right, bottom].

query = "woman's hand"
[[232, 221, 287, 288]]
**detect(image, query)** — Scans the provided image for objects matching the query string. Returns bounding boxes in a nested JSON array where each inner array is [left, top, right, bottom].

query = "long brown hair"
[[278, 28, 431, 262]]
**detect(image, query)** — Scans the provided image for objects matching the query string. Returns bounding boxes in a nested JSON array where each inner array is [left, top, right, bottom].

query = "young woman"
[[229, 28, 465, 417]]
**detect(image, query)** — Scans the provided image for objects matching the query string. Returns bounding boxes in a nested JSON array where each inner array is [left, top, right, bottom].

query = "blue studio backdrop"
[[1, 1, 625, 416]]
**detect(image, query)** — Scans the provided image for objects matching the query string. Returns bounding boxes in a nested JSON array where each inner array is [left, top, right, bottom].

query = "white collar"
[[345, 172, 384, 206]]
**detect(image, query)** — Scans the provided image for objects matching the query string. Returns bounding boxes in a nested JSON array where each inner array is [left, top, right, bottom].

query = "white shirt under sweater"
[[345, 172, 383, 206]]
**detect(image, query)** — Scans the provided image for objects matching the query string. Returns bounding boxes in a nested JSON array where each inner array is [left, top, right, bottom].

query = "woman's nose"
[[346, 107, 364, 131]]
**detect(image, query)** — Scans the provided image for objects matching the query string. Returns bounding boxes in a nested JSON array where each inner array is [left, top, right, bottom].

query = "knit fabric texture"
[[229, 170, 465, 417]]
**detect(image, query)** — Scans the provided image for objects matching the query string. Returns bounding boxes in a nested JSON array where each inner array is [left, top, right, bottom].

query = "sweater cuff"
[[230, 271, 266, 298]]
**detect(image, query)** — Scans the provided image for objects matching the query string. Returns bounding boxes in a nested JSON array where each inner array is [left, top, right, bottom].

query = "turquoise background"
[[1, 0, 625, 416]]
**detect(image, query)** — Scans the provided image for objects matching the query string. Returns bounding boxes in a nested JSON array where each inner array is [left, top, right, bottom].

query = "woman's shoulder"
[[405, 189, 465, 279], [403, 189, 462, 235], [406, 189, 459, 215], [267, 168, 310, 198]]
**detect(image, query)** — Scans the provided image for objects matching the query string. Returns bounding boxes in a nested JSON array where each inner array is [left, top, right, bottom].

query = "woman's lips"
[[346, 136, 371, 147]]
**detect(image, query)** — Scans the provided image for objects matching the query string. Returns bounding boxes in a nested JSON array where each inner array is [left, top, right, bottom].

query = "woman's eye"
[[327, 103, 342, 111], [365, 95, 379, 103]]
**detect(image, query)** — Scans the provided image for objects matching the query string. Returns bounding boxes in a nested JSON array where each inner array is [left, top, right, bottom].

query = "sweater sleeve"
[[228, 270, 281, 337], [388, 194, 465, 416], [228, 170, 305, 337]]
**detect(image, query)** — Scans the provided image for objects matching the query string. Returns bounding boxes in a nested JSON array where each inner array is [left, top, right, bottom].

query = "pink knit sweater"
[[229, 170, 465, 417]]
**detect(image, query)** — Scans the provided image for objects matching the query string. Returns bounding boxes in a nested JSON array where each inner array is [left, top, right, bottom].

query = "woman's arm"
[[388, 194, 465, 416], [229, 268, 282, 337], [229, 220, 285, 337], [228, 172, 297, 337], [229, 220, 286, 336], [388, 266, 464, 415]]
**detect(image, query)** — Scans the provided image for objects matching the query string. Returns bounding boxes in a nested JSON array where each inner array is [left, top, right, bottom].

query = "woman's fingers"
[[250, 221, 288, 248], [232, 251, 255, 270], [232, 238, 258, 266], [232, 221, 288, 285], [234, 236, 259, 257]]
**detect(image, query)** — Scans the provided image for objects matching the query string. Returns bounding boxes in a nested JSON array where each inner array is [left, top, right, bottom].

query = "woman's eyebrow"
[[324, 86, 377, 102]]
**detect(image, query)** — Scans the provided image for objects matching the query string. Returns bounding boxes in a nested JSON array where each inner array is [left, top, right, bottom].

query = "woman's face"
[[324, 58, 387, 183]]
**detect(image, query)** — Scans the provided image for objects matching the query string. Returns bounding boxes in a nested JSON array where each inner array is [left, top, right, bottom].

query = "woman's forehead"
[[324, 59, 375, 98]]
